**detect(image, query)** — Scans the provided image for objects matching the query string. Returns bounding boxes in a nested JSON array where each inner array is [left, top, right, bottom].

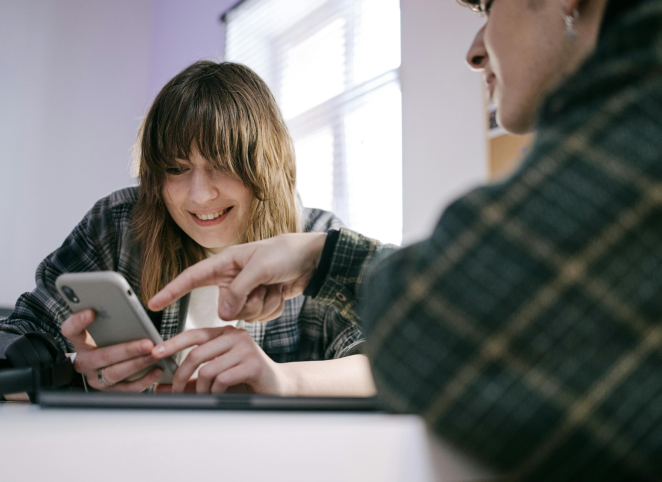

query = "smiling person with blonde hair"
[[0, 61, 375, 397]]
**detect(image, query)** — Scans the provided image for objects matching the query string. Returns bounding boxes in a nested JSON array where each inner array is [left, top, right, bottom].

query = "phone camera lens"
[[62, 286, 80, 303]]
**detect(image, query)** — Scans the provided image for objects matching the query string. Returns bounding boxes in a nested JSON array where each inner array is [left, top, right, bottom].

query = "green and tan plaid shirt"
[[312, 0, 662, 480]]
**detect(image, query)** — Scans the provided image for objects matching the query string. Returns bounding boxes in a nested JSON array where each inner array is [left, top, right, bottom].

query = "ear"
[[559, 0, 582, 16]]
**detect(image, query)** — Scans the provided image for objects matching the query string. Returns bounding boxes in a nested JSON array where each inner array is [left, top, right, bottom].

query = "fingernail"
[[154, 345, 165, 357], [221, 301, 232, 317], [144, 355, 154, 363]]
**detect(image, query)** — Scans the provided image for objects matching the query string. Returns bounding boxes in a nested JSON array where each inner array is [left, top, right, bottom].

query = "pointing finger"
[[151, 326, 228, 360], [148, 256, 226, 311]]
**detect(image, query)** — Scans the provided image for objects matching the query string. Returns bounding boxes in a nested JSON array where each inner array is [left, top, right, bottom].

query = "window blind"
[[224, 0, 402, 244]]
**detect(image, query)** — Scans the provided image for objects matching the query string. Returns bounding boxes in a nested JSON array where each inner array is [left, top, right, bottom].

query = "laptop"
[[38, 390, 384, 412]]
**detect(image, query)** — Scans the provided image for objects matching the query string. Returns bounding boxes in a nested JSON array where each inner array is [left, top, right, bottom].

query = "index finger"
[[152, 326, 227, 359], [148, 256, 227, 311]]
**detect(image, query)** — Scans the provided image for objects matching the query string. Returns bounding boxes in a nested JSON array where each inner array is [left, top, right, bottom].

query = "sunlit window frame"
[[223, 0, 401, 238]]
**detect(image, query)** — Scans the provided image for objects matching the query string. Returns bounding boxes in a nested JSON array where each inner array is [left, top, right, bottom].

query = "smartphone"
[[56, 271, 177, 384]]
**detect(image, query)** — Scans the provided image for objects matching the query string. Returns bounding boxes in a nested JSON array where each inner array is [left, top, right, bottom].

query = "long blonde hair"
[[132, 61, 302, 304]]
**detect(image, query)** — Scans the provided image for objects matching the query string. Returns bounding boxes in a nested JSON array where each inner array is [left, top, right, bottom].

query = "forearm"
[[2, 393, 30, 402], [279, 354, 377, 397]]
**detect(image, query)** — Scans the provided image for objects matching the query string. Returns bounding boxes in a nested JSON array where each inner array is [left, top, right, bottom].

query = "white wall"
[[149, 0, 240, 100], [0, 0, 154, 306], [400, 0, 487, 245]]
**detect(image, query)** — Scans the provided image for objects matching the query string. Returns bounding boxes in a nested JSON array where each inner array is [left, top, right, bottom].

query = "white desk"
[[1, 403, 493, 482]]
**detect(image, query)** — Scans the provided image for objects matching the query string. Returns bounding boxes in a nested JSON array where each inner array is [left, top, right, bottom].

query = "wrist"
[[303, 230, 339, 298], [307, 232, 327, 270], [274, 362, 300, 397]]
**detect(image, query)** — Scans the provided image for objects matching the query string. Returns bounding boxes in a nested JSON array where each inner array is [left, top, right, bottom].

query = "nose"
[[466, 24, 488, 71], [188, 168, 218, 205]]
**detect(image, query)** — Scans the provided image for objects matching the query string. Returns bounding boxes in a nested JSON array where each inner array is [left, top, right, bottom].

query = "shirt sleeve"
[[307, 148, 662, 479], [303, 229, 340, 298], [360, 158, 662, 480], [296, 297, 366, 361], [310, 227, 399, 324]]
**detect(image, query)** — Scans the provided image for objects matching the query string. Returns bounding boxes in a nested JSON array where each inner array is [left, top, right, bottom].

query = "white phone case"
[[56, 271, 177, 384]]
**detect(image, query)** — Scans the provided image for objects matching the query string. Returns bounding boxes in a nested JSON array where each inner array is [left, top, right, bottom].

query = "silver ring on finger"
[[97, 367, 115, 387]]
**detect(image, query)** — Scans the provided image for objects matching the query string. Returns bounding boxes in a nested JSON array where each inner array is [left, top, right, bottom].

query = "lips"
[[189, 206, 233, 227], [486, 73, 496, 102], [192, 206, 232, 220]]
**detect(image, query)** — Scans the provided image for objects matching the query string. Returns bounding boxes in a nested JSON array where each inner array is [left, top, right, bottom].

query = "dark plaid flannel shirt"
[[312, 1, 662, 480], [0, 187, 363, 363]]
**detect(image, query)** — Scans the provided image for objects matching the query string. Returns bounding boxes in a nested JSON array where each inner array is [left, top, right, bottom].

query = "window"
[[225, 0, 402, 244]]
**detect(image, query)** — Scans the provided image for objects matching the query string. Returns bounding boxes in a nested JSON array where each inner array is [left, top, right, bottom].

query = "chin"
[[199, 237, 235, 253], [196, 238, 223, 250], [498, 112, 535, 136], [497, 100, 536, 135]]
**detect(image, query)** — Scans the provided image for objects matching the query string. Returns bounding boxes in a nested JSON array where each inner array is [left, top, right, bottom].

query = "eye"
[[484, 0, 494, 13], [166, 166, 188, 175]]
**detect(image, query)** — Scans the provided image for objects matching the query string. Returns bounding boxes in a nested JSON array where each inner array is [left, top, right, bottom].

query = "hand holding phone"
[[61, 309, 163, 391], [56, 271, 178, 389]]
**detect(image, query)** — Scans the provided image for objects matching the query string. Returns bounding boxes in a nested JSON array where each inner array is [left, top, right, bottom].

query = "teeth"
[[195, 207, 229, 221]]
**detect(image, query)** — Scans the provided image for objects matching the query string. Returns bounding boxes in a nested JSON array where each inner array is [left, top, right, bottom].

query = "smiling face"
[[162, 144, 255, 254], [466, 0, 570, 133], [464, 0, 607, 134], [134, 61, 303, 303]]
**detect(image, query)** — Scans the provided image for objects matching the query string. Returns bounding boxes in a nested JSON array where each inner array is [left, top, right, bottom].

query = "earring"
[[563, 9, 580, 38]]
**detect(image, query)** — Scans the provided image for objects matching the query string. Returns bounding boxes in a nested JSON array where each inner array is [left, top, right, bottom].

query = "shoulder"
[[65, 186, 139, 247], [106, 186, 139, 207], [91, 186, 138, 214], [84, 186, 139, 226], [302, 207, 344, 233]]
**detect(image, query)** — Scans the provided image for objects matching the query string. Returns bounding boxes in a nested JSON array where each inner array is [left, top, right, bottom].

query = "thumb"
[[218, 285, 248, 320], [217, 256, 277, 319]]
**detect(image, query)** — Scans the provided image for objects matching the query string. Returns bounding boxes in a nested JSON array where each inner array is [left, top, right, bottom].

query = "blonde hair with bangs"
[[132, 61, 302, 305]]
